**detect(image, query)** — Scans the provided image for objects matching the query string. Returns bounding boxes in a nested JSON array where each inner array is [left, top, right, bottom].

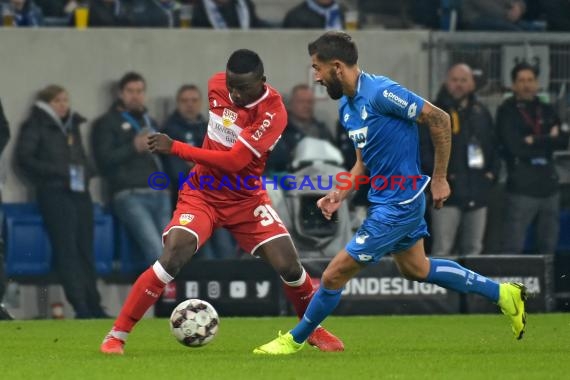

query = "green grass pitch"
[[1, 314, 569, 380]]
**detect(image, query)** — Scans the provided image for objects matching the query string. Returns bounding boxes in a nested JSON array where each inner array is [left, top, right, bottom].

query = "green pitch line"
[[1, 314, 569, 380]]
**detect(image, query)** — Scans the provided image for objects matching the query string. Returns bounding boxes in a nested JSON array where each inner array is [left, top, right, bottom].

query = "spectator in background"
[[264, 85, 340, 241], [162, 84, 207, 203], [88, 0, 130, 27], [92, 72, 171, 266], [127, 0, 181, 28], [286, 84, 334, 141], [191, 0, 266, 29], [0, 99, 12, 320], [497, 62, 569, 255], [162, 84, 236, 260], [6, 0, 44, 26], [420, 63, 499, 256], [16, 85, 107, 318], [412, 0, 440, 30], [461, 0, 533, 31], [266, 84, 334, 173], [34, 0, 67, 17], [283, 0, 344, 30]]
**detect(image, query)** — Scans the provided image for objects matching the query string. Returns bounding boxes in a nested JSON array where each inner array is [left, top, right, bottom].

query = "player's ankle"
[[110, 328, 129, 342]]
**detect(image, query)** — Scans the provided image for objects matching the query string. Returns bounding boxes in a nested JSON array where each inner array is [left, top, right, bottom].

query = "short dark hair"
[[226, 49, 264, 78], [308, 31, 358, 66], [291, 83, 311, 96], [119, 71, 146, 91], [176, 84, 201, 100], [37, 84, 66, 103], [511, 62, 539, 82]]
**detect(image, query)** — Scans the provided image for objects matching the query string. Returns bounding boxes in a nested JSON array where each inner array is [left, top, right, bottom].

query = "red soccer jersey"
[[180, 72, 287, 201]]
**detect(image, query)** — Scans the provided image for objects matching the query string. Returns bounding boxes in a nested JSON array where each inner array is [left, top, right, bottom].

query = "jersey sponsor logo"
[[251, 111, 276, 141], [222, 108, 238, 127], [179, 213, 194, 225], [208, 112, 240, 147], [209, 119, 238, 144], [348, 126, 368, 148], [361, 106, 368, 120], [408, 102, 417, 118], [383, 89, 408, 108]]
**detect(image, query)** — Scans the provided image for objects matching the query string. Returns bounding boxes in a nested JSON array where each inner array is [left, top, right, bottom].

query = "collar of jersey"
[[228, 86, 270, 109], [355, 70, 364, 95]]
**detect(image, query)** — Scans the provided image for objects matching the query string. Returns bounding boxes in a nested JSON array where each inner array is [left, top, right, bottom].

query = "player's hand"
[[148, 133, 173, 154], [431, 176, 450, 209], [317, 191, 342, 220]]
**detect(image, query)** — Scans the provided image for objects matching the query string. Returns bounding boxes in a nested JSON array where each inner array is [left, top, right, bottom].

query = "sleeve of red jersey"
[[237, 102, 287, 158], [170, 139, 253, 172]]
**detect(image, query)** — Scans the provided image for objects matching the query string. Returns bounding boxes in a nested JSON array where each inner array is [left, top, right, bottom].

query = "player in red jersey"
[[100, 49, 343, 355]]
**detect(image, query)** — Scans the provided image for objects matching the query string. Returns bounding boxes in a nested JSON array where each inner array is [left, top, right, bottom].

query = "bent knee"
[[399, 265, 429, 281], [279, 265, 304, 283], [321, 268, 345, 290], [159, 236, 197, 276]]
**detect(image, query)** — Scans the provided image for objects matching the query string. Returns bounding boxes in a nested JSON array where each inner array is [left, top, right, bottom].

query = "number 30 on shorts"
[[253, 204, 283, 226]]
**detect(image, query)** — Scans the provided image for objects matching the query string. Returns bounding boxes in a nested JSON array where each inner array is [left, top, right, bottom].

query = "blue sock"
[[290, 286, 343, 344], [426, 258, 499, 302]]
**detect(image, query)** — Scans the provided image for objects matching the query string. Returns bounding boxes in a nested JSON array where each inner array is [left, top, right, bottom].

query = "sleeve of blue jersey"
[[370, 81, 425, 123]]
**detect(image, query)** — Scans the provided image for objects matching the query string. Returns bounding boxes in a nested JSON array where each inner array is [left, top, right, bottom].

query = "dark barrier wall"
[[554, 254, 570, 311], [155, 255, 555, 317], [461, 255, 555, 313], [154, 259, 282, 317], [302, 258, 461, 315]]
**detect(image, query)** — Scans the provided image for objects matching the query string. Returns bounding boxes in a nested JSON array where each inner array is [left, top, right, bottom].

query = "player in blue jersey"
[[253, 31, 528, 355]]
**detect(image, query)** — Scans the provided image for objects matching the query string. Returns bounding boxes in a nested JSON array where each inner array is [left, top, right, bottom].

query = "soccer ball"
[[169, 299, 219, 347]]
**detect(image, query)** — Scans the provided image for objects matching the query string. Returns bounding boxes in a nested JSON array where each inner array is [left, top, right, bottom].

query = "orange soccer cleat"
[[100, 334, 125, 355], [307, 326, 345, 352]]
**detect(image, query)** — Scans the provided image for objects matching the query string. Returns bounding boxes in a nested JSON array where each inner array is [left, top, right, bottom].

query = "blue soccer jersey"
[[339, 71, 430, 205]]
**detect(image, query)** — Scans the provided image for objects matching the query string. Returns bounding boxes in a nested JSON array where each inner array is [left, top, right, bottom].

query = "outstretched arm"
[[148, 133, 253, 172], [417, 101, 452, 208]]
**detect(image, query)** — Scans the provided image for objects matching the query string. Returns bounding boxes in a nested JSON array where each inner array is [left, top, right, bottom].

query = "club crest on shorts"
[[179, 213, 195, 225], [222, 108, 238, 127], [355, 231, 370, 245]]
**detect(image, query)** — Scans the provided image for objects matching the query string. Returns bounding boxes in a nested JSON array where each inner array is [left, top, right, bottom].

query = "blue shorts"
[[346, 194, 429, 264]]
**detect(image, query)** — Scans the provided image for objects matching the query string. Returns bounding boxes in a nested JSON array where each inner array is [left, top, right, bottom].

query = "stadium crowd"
[[0, 0, 569, 31]]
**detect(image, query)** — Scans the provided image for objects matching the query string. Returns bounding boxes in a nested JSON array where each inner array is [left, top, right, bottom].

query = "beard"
[[324, 71, 344, 100], [126, 103, 145, 116]]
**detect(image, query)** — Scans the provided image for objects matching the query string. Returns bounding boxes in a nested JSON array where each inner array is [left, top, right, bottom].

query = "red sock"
[[282, 269, 316, 319], [114, 266, 167, 333]]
